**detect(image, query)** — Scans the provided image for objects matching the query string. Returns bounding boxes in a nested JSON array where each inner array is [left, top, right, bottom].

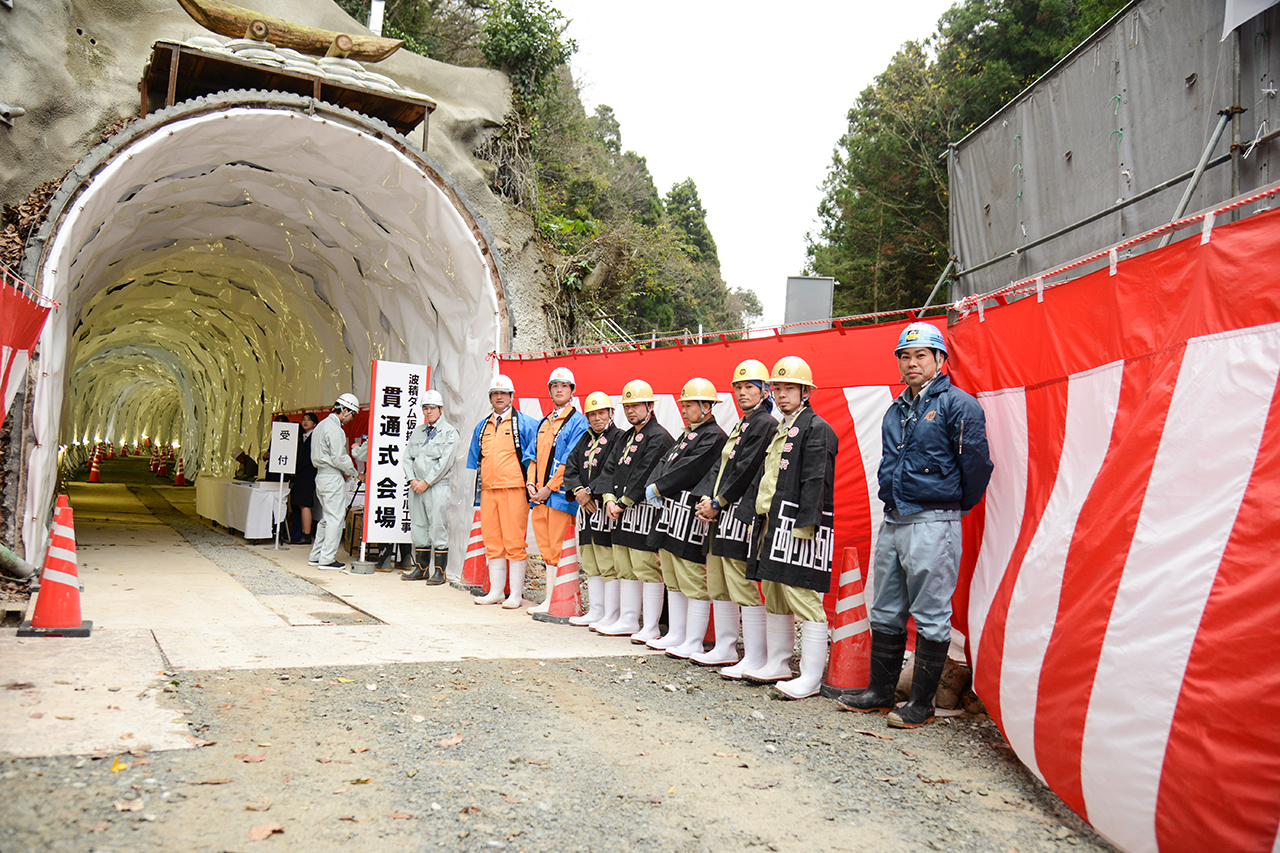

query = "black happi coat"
[[738, 405, 839, 592], [646, 420, 728, 561], [601, 415, 675, 551], [562, 422, 623, 547], [693, 404, 777, 562]]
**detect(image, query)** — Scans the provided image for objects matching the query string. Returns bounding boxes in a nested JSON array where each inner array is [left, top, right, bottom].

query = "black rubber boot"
[[395, 543, 415, 570], [887, 637, 951, 728], [378, 547, 398, 571], [401, 547, 431, 581], [426, 548, 447, 586], [835, 630, 908, 712]]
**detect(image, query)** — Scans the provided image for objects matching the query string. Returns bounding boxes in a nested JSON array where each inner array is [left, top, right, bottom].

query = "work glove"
[[644, 483, 663, 508]]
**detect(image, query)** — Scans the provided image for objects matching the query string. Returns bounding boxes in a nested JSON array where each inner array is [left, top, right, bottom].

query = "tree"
[[480, 0, 577, 101], [664, 179, 719, 267]]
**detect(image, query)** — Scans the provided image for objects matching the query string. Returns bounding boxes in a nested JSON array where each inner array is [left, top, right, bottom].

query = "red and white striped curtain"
[[0, 265, 53, 423]]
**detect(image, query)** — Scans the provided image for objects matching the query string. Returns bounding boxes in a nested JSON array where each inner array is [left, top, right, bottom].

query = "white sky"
[[553, 0, 958, 327]]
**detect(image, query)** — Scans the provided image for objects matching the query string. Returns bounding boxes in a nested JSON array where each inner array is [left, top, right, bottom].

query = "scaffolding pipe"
[[921, 259, 955, 311], [1158, 110, 1232, 247]]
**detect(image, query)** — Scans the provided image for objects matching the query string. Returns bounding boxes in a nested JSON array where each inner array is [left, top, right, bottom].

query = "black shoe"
[[425, 567, 446, 585], [319, 561, 345, 571], [886, 637, 951, 728], [401, 567, 428, 581], [426, 549, 448, 586], [835, 630, 908, 713]]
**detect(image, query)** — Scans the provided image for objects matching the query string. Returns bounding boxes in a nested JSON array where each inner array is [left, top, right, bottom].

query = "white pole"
[[274, 473, 286, 550], [369, 0, 386, 36]]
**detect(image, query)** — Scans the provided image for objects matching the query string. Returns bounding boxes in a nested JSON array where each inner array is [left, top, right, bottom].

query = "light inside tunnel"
[[23, 98, 506, 560]]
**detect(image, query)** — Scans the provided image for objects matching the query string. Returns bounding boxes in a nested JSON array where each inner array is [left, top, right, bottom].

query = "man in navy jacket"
[[838, 322, 993, 728]]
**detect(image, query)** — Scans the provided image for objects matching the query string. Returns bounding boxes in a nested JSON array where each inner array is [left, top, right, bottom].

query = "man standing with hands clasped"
[[837, 322, 992, 727], [400, 390, 459, 584]]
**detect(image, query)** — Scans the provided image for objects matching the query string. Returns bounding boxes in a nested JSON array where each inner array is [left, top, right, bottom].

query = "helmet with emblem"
[[335, 392, 360, 413], [583, 391, 614, 414], [678, 377, 719, 403], [731, 359, 770, 385], [895, 321, 947, 357], [489, 374, 516, 395], [769, 356, 814, 388], [620, 379, 655, 404], [421, 390, 444, 408], [548, 366, 576, 388]]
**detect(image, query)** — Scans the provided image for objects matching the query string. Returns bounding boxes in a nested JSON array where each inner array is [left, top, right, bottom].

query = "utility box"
[[783, 276, 835, 334]]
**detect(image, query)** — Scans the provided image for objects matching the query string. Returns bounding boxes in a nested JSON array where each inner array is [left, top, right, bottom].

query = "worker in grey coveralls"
[[308, 393, 367, 570], [400, 389, 459, 584]]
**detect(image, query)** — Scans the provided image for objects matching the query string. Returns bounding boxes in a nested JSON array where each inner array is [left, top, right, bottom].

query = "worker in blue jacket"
[[838, 322, 993, 728]]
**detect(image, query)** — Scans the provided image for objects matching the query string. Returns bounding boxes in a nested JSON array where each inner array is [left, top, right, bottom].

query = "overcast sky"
[[552, 0, 959, 328]]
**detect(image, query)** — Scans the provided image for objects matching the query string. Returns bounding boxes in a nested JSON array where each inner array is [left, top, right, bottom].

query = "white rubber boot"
[[589, 579, 620, 631], [474, 559, 508, 605], [595, 579, 641, 635], [569, 575, 605, 626], [693, 599, 741, 666], [775, 620, 829, 699], [742, 612, 795, 682], [502, 559, 527, 609], [646, 590, 686, 649], [632, 582, 667, 644], [669, 597, 711, 659], [721, 605, 767, 679]]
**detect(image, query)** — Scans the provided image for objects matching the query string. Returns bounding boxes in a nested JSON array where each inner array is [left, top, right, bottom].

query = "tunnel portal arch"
[[19, 90, 509, 560]]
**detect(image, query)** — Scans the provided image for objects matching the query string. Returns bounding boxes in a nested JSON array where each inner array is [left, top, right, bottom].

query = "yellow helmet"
[[679, 377, 719, 404], [583, 391, 614, 415], [620, 379, 655, 404], [770, 356, 814, 388], [731, 359, 770, 385]]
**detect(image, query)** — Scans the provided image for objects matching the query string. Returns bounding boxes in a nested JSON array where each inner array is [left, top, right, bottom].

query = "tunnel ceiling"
[[22, 91, 508, 556]]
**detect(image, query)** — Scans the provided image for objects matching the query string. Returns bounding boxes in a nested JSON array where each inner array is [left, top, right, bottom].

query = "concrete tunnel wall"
[[20, 91, 508, 564]]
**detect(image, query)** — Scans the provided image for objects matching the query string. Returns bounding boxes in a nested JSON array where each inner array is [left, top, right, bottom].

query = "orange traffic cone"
[[820, 547, 871, 699], [149, 445, 158, 473], [87, 448, 102, 483], [453, 505, 486, 593], [532, 527, 582, 624], [18, 504, 92, 637], [156, 448, 168, 478], [173, 455, 187, 486], [106, 443, 115, 459]]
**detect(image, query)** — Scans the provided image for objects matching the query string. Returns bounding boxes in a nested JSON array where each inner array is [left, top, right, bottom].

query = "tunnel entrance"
[[18, 90, 507, 561]]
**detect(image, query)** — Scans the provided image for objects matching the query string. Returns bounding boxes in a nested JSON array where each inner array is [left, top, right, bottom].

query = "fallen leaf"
[[874, 776, 900, 783], [316, 758, 331, 764], [649, 795, 662, 804], [186, 736, 215, 747], [55, 715, 75, 720], [386, 812, 413, 819], [337, 815, 356, 821], [131, 759, 150, 767], [917, 774, 952, 784], [438, 733, 463, 747], [257, 742, 271, 748], [333, 787, 350, 794], [28, 712, 42, 719], [351, 778, 370, 785], [852, 729, 896, 741], [245, 797, 272, 812], [110, 758, 128, 773], [350, 747, 369, 753], [114, 798, 144, 812], [262, 687, 278, 696], [247, 822, 284, 841], [525, 758, 546, 766], [235, 754, 267, 764], [188, 778, 233, 785], [336, 678, 355, 683], [713, 752, 740, 758], [89, 821, 110, 833], [502, 795, 523, 804], [119, 732, 133, 739]]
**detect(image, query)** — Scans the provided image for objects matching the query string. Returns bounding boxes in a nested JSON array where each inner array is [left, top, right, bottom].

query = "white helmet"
[[489, 374, 515, 395], [335, 392, 360, 412], [548, 366, 576, 388], [421, 390, 444, 408]]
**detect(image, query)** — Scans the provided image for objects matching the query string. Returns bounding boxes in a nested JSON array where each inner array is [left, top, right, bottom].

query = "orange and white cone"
[[106, 443, 115, 459], [156, 448, 168, 478], [820, 547, 871, 699], [18, 504, 92, 637], [173, 456, 188, 486], [532, 527, 581, 624], [149, 445, 159, 473], [87, 448, 102, 483], [452, 506, 486, 593]]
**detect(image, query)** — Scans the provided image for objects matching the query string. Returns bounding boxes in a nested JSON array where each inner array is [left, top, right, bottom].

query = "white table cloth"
[[195, 477, 290, 539]]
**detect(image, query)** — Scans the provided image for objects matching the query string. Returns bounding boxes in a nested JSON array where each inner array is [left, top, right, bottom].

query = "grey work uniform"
[[308, 413, 358, 565], [402, 418, 459, 550]]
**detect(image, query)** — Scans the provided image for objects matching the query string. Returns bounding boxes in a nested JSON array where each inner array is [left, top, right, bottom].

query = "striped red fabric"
[[952, 205, 1280, 852]]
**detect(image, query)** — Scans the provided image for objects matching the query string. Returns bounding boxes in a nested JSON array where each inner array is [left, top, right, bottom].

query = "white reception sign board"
[[361, 360, 430, 544]]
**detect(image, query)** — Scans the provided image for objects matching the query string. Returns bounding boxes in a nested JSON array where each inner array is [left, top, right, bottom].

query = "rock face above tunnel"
[[0, 0, 552, 351]]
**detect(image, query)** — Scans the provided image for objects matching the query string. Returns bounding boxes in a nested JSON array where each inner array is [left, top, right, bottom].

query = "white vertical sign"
[[362, 360, 430, 544], [268, 422, 299, 475]]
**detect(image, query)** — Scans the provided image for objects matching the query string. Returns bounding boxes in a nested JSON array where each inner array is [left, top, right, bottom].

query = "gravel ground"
[[0, 651, 1119, 853]]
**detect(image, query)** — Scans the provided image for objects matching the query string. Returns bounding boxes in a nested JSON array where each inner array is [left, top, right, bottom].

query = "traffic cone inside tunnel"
[[87, 449, 102, 483], [18, 504, 92, 637], [149, 445, 159, 472], [106, 443, 114, 459], [453, 505, 486, 593], [173, 456, 187, 486], [156, 448, 168, 478], [820, 546, 871, 699], [533, 527, 581, 624]]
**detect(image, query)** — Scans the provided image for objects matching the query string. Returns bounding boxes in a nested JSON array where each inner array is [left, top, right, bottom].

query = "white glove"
[[644, 483, 663, 508]]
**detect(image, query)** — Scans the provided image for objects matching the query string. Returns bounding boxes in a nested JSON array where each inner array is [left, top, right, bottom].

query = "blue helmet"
[[895, 322, 947, 357]]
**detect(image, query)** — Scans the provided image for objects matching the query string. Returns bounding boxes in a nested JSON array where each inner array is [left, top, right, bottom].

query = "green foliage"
[[807, 0, 1130, 316], [480, 0, 578, 101], [334, 0, 487, 65]]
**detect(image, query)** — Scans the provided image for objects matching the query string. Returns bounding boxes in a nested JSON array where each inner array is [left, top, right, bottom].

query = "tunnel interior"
[[22, 95, 505, 558]]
